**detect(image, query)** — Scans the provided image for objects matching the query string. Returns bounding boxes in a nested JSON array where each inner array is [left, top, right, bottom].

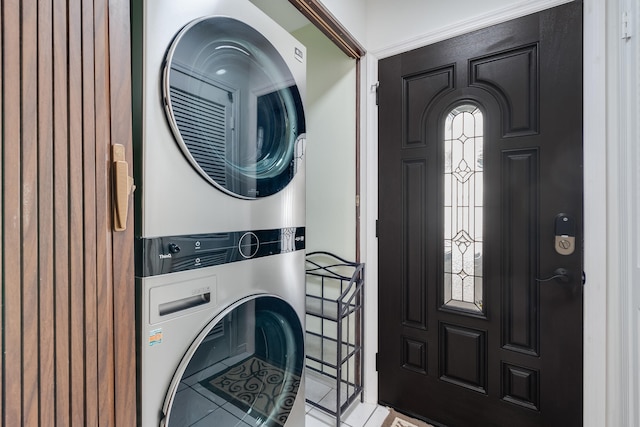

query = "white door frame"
[[361, 1, 611, 425]]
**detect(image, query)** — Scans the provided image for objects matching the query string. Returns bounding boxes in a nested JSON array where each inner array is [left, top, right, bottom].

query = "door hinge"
[[375, 352, 379, 371], [622, 11, 632, 40], [375, 220, 379, 238], [372, 81, 379, 105], [582, 271, 586, 285]]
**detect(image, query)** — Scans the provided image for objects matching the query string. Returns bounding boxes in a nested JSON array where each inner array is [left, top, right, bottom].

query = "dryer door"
[[163, 16, 305, 199], [161, 295, 304, 427]]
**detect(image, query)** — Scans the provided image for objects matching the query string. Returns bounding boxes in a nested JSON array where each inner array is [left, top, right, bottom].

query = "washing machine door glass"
[[163, 16, 306, 199], [162, 295, 304, 427]]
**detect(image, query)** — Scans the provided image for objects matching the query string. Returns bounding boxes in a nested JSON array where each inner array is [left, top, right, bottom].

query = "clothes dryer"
[[132, 0, 306, 238], [138, 238, 306, 427]]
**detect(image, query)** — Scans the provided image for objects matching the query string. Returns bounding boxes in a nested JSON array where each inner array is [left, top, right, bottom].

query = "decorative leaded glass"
[[443, 105, 483, 313]]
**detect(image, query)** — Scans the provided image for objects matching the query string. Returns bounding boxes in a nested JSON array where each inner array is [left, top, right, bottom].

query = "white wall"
[[316, 0, 367, 48], [292, 24, 358, 259], [365, 0, 576, 57], [365, 0, 527, 52], [318, 0, 542, 53]]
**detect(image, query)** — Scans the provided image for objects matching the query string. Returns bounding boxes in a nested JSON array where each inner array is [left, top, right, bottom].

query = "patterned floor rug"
[[200, 356, 300, 427], [382, 408, 435, 427]]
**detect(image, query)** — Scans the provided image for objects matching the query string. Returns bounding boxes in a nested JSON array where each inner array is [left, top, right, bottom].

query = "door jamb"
[[604, 0, 640, 425]]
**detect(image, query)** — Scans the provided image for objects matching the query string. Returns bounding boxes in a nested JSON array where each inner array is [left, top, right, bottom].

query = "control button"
[[238, 232, 259, 259], [168, 243, 181, 254]]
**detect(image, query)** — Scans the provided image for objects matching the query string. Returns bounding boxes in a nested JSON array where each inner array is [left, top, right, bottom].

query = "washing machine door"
[[161, 295, 304, 427], [163, 16, 306, 199]]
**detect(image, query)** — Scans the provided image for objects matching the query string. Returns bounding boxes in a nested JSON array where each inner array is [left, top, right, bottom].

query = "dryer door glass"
[[163, 295, 304, 426], [164, 16, 305, 199]]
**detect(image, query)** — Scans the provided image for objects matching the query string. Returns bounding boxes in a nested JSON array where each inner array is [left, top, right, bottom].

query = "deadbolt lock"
[[554, 214, 575, 256], [555, 235, 575, 255]]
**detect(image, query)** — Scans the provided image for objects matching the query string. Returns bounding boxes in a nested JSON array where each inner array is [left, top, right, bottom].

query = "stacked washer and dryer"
[[132, 1, 307, 426]]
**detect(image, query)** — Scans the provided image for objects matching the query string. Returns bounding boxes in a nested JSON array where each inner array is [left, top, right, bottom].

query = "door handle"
[[112, 144, 135, 231], [535, 268, 571, 284]]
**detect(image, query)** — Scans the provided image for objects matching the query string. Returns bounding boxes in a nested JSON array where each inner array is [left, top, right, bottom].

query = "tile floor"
[[305, 402, 390, 427], [304, 370, 390, 427]]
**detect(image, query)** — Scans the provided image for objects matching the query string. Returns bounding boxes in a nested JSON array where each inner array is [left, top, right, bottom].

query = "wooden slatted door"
[[1, 0, 135, 425]]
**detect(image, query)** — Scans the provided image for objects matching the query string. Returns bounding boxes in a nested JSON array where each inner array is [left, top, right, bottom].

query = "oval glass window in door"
[[162, 295, 304, 426], [163, 16, 306, 199]]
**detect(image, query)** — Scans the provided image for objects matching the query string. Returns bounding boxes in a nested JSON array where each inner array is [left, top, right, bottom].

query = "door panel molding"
[[501, 149, 540, 356], [401, 336, 428, 374], [439, 323, 488, 394], [469, 44, 539, 136], [501, 362, 540, 410], [403, 66, 455, 147], [401, 159, 429, 330]]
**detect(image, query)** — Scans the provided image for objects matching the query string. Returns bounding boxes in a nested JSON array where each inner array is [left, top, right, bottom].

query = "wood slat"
[[37, 0, 56, 424], [81, 0, 99, 424], [53, 0, 71, 424], [67, 0, 86, 424], [108, 0, 138, 423], [94, 0, 117, 425], [3, 0, 23, 425], [21, 0, 40, 425]]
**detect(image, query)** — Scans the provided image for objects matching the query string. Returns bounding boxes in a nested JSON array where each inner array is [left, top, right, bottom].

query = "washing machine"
[[138, 246, 306, 427], [132, 0, 307, 425], [132, 0, 306, 238]]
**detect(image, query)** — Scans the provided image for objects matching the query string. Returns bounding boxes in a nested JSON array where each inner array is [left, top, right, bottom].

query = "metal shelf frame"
[[305, 251, 365, 426]]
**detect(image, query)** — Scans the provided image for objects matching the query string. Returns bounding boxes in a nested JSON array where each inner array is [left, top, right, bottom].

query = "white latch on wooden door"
[[112, 144, 135, 231]]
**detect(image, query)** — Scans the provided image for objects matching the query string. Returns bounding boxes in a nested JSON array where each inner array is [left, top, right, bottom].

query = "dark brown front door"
[[377, 3, 583, 426]]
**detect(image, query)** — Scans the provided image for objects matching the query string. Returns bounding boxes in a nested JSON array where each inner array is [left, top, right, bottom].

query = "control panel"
[[136, 227, 305, 277]]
